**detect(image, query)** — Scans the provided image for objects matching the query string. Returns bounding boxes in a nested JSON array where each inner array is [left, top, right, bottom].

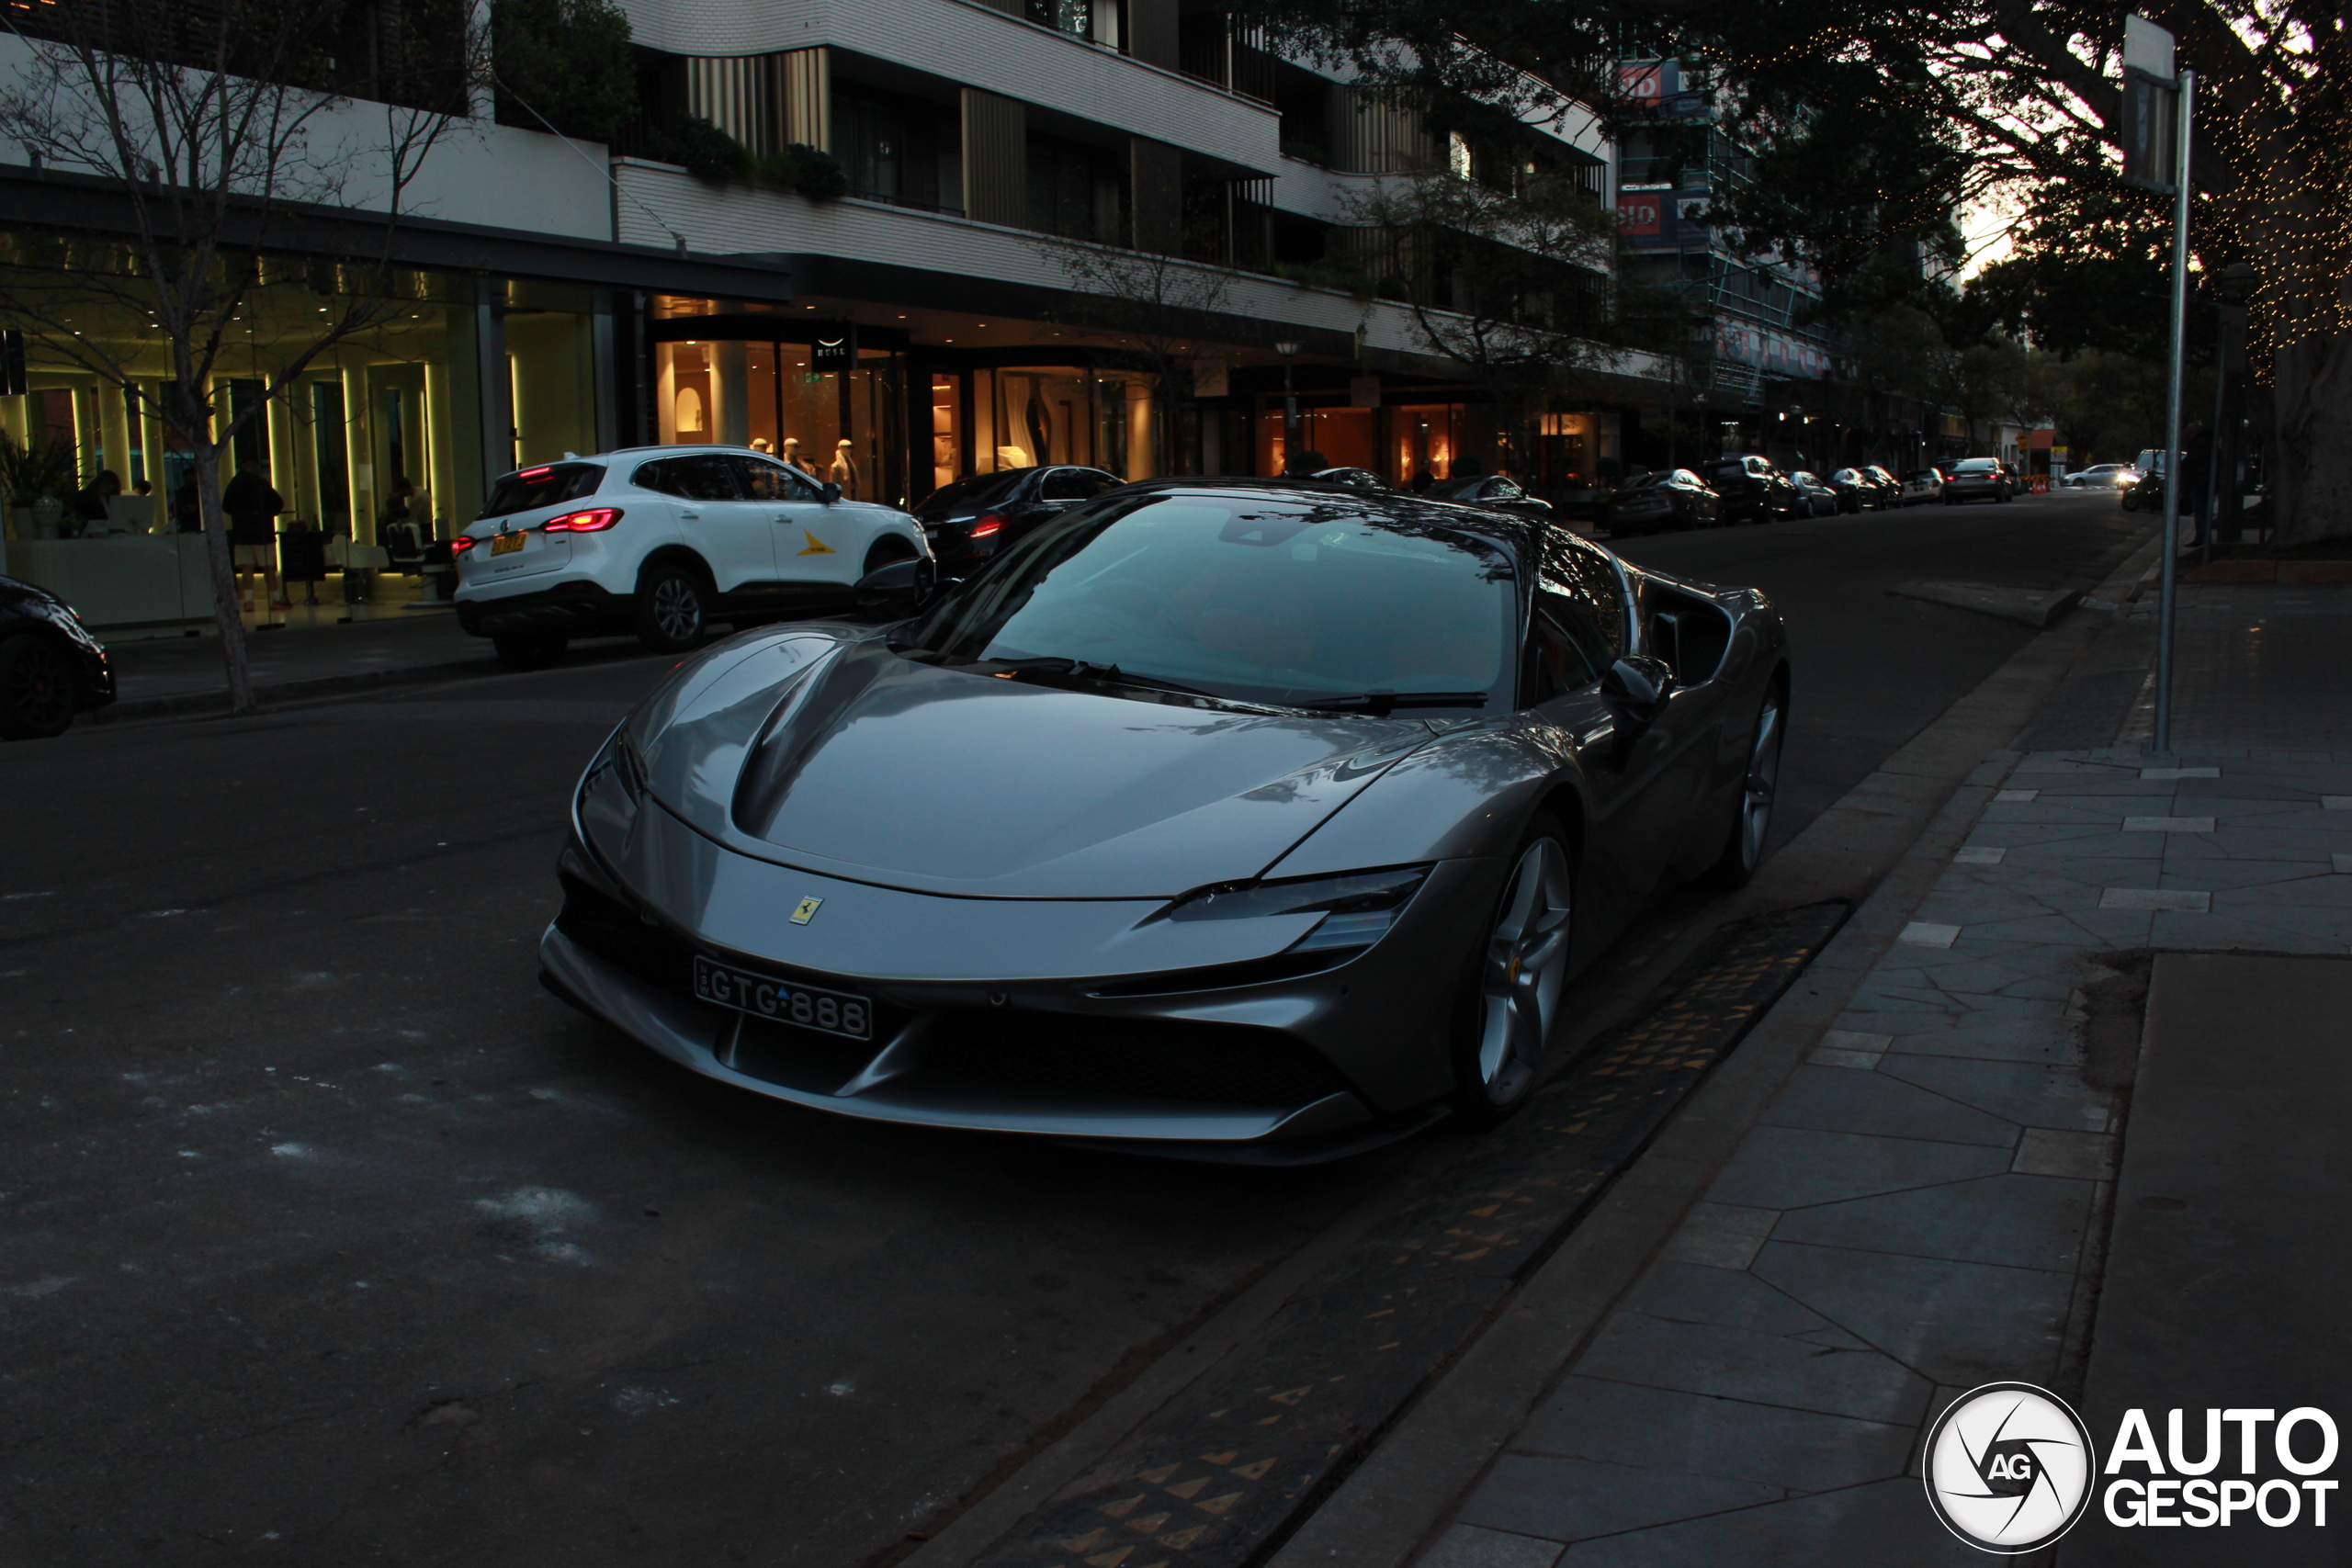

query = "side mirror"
[[820, 481, 842, 505], [854, 555, 937, 619], [1600, 654, 1674, 728]]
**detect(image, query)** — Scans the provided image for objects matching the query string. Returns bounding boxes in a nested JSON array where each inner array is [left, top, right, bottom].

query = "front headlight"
[[573, 723, 645, 855], [1152, 866, 1430, 953]]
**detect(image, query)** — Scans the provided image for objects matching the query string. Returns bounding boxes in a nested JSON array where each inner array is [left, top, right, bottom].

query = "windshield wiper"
[[967, 658, 1225, 702], [1295, 691, 1489, 717]]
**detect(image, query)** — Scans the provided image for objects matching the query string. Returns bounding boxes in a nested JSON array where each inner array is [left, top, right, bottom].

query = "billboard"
[[1619, 188, 1711, 248]]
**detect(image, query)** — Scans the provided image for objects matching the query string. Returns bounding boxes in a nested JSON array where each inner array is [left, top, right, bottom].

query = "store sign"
[[810, 324, 856, 372], [2121, 16, 2178, 193]]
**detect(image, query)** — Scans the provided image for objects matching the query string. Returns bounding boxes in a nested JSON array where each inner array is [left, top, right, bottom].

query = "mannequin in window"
[[782, 436, 819, 476], [830, 439, 859, 498]]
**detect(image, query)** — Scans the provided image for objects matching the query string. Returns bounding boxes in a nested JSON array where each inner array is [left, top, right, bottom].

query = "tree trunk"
[[2270, 323, 2352, 546], [189, 442, 256, 712]]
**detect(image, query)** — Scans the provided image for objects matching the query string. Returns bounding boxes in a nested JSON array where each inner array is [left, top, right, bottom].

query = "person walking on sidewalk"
[[222, 461, 288, 612]]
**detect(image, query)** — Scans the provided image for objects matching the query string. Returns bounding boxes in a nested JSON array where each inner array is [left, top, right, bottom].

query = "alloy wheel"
[[1736, 695, 1784, 874], [1476, 838, 1573, 1103], [651, 576, 703, 643], [1, 638, 76, 739]]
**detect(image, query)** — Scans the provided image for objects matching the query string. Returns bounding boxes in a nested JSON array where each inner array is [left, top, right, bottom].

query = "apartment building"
[[0, 0, 1644, 626]]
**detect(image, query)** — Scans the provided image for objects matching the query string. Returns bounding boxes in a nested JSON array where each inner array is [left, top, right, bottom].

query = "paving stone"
[[2325, 795, 2352, 808], [1768, 1173, 2094, 1272], [1617, 1260, 1844, 1337], [1707, 1127, 2015, 1212], [2099, 887, 2211, 912], [1952, 846, 2006, 864], [1751, 1242, 2074, 1388], [1881, 1024, 2079, 1067], [1994, 789, 2039, 802], [1942, 908, 2152, 947], [1551, 1478, 1984, 1565], [2012, 1127, 2116, 1179], [2335, 853, 2352, 874], [2123, 816, 2216, 832], [1660, 1204, 1779, 1270], [1762, 1066, 2018, 1148], [2154, 858, 2337, 891], [1899, 922, 1959, 948], [2142, 767, 2221, 780], [1875, 1055, 2109, 1131], [1991, 829, 2168, 858], [1575, 1309, 1931, 1427], [1457, 1455, 1782, 1546], [1516, 1377, 1916, 1494], [1419, 1522, 1566, 1568]]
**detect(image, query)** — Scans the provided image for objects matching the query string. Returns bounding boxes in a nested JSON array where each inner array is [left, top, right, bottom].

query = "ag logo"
[[1924, 1382, 2097, 1553], [789, 897, 822, 925]]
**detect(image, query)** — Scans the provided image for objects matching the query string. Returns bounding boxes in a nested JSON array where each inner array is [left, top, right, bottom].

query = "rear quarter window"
[[481, 463, 605, 519]]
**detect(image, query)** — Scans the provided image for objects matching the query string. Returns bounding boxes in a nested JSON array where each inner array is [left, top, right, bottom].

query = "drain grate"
[[964, 902, 1849, 1568]]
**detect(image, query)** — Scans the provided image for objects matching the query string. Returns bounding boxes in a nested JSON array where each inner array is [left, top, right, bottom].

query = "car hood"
[[628, 630, 1427, 898]]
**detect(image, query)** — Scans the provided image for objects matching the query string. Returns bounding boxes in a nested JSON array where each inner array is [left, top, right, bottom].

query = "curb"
[[1265, 537, 2166, 1568], [1892, 580, 2081, 627], [87, 655, 503, 726]]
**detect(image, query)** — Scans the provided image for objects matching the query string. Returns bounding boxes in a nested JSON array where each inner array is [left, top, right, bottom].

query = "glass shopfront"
[[0, 262, 606, 628]]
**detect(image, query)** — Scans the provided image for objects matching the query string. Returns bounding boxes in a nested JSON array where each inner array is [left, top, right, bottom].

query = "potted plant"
[[0, 433, 77, 539]]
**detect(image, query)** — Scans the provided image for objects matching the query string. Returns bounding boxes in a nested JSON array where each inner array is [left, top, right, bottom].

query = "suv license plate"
[[491, 531, 526, 556], [692, 956, 873, 1040]]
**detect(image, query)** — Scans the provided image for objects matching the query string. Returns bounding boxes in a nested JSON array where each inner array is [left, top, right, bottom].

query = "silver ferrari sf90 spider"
[[544, 479, 1787, 1161]]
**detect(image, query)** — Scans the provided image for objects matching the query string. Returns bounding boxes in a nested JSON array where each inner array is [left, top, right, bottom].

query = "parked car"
[[913, 465, 1125, 576], [1826, 467, 1898, 513], [1703, 455, 1800, 525], [1788, 471, 1839, 516], [1940, 457, 2016, 505], [1426, 473, 1555, 521], [452, 447, 933, 669], [543, 478, 1791, 1159], [2063, 463, 2139, 491], [1895, 468, 1948, 505], [0, 573, 116, 740], [1306, 467, 1389, 491], [1603, 469, 1721, 536]]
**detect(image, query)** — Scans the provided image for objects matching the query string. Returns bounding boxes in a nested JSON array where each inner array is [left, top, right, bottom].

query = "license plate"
[[692, 956, 873, 1040], [492, 531, 526, 556]]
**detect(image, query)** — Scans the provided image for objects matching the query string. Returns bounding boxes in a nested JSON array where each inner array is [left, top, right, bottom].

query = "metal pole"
[[2201, 317, 2227, 567], [2151, 69, 2193, 760]]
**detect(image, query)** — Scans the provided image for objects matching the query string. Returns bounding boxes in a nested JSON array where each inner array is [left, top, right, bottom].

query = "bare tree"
[[1038, 232, 1238, 475], [0, 0, 486, 708], [1340, 148, 1622, 473]]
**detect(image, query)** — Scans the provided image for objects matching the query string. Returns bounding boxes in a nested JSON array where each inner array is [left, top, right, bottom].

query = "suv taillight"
[[545, 507, 623, 533], [451, 536, 475, 554]]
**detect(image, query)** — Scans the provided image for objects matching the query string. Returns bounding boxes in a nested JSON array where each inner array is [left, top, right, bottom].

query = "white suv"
[[453, 445, 930, 667]]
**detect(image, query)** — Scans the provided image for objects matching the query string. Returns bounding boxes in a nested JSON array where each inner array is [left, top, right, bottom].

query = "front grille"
[[556, 874, 699, 993], [920, 1010, 1351, 1108]]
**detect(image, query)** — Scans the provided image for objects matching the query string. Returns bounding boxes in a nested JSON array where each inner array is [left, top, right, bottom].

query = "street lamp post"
[[1274, 341, 1302, 473]]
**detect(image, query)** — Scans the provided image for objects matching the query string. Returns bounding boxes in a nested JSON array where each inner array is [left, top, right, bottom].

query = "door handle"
[[680, 510, 700, 521]]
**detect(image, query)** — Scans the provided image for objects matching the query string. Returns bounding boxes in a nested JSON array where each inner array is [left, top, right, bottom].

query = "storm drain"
[[962, 901, 1849, 1568]]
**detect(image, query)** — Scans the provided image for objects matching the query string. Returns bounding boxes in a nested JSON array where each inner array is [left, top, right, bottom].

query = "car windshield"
[[914, 468, 1030, 516], [480, 462, 605, 519], [1954, 459, 1998, 472], [900, 492, 1516, 711]]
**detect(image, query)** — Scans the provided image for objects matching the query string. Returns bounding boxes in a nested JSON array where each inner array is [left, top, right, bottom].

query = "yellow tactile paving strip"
[[972, 904, 1848, 1568]]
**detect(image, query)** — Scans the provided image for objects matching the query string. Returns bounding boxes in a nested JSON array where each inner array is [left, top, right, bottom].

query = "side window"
[[736, 457, 820, 502], [1078, 469, 1123, 498], [1543, 536, 1628, 658], [1526, 599, 1602, 703], [667, 454, 741, 502], [632, 458, 681, 497], [1039, 468, 1091, 502]]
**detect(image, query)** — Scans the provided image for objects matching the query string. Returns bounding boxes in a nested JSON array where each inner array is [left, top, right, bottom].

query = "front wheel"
[[0, 634, 78, 740], [634, 562, 710, 653], [1449, 819, 1576, 1130], [1707, 686, 1785, 889]]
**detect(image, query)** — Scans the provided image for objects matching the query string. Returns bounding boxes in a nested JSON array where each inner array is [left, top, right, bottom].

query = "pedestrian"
[[222, 460, 288, 610], [1409, 466, 1435, 493], [2180, 422, 2214, 548], [71, 469, 122, 533]]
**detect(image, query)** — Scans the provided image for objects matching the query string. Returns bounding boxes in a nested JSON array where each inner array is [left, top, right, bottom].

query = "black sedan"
[[1426, 473, 1555, 520], [1788, 471, 1839, 516], [913, 465, 1125, 574], [1825, 468, 1895, 513], [1704, 455, 1800, 525], [1604, 468, 1721, 536], [0, 573, 116, 739]]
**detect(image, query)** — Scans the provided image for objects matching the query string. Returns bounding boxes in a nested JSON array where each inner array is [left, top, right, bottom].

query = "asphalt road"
[[0, 487, 2149, 1567]]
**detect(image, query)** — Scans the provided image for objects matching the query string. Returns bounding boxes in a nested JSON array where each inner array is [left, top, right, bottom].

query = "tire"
[[862, 536, 920, 577], [492, 633, 567, 671], [0, 633, 79, 740], [1448, 815, 1576, 1130], [634, 560, 710, 653], [1707, 683, 1786, 890]]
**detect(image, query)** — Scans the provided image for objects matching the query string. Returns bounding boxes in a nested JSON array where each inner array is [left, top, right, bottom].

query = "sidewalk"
[[1356, 580, 2352, 1564]]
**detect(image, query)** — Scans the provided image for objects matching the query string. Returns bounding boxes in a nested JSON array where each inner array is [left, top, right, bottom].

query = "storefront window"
[[652, 338, 905, 502]]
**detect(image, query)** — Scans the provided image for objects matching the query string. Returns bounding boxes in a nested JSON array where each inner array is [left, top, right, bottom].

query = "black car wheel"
[[1450, 816, 1575, 1129], [635, 561, 710, 653], [0, 632, 80, 740], [492, 633, 567, 671], [1708, 687, 1785, 889]]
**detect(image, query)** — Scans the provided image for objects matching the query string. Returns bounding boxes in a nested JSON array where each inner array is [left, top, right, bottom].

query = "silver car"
[[1940, 457, 2017, 504], [542, 480, 1791, 1161]]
